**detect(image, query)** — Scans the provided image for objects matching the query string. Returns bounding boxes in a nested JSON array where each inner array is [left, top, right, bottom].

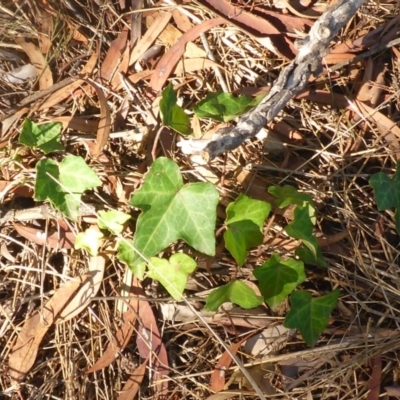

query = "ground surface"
[[1, 1, 400, 399]]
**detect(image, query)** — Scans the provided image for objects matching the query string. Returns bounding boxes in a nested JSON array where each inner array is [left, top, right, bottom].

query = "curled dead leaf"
[[13, 220, 75, 249], [9, 274, 89, 384], [56, 255, 106, 323]]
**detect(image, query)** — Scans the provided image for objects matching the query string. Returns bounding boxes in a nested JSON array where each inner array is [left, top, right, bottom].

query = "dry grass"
[[1, 0, 400, 399]]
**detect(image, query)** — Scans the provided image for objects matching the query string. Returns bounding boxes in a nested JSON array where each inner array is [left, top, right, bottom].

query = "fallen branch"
[[179, 0, 368, 159]]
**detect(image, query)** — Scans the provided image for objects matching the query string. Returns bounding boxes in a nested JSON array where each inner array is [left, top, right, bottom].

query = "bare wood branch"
[[181, 0, 368, 159]]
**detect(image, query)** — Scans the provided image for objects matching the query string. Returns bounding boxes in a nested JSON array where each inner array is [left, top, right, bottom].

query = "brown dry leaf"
[[13, 220, 75, 249], [172, 8, 193, 32], [268, 120, 303, 140], [147, 13, 206, 59], [85, 80, 111, 158], [206, 393, 245, 400], [101, 28, 129, 82], [0, 181, 33, 197], [50, 116, 99, 134], [254, 6, 313, 32], [15, 37, 53, 90], [210, 337, 247, 392], [244, 325, 291, 356], [2, 107, 30, 137], [65, 20, 88, 43], [174, 58, 222, 75], [150, 18, 225, 91], [133, 279, 169, 394], [366, 356, 382, 400], [86, 292, 138, 373], [38, 49, 98, 111], [114, 70, 152, 91], [9, 274, 89, 384], [36, 8, 53, 54], [385, 385, 400, 396], [117, 358, 148, 400], [57, 255, 106, 323], [111, 43, 131, 90], [323, 52, 356, 65], [129, 12, 172, 67], [197, 0, 297, 58]]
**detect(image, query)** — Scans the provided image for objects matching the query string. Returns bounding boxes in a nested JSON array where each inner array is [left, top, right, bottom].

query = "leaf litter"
[[1, 0, 400, 399]]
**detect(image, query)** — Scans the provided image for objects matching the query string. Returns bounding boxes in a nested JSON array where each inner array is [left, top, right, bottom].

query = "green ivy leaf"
[[117, 240, 147, 280], [284, 290, 340, 348], [160, 83, 192, 135], [194, 92, 263, 122], [34, 156, 101, 220], [285, 206, 327, 267], [224, 194, 270, 266], [268, 185, 314, 209], [58, 156, 101, 193], [147, 254, 197, 300], [118, 157, 219, 274], [370, 161, 400, 233], [97, 210, 131, 235], [19, 118, 64, 154], [204, 280, 264, 311], [253, 254, 306, 310]]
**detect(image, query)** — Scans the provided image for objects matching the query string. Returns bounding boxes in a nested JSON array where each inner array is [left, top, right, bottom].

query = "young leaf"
[[97, 210, 131, 235], [285, 206, 327, 267], [35, 156, 101, 220], [253, 254, 306, 310], [147, 254, 197, 300], [75, 228, 104, 256], [204, 280, 264, 311], [224, 194, 270, 266], [194, 92, 264, 122], [370, 162, 400, 233], [118, 157, 219, 274], [284, 290, 340, 348], [160, 83, 192, 135], [19, 118, 64, 154]]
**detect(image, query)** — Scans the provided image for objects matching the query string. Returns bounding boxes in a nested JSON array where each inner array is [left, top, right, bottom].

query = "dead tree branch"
[[180, 0, 368, 159]]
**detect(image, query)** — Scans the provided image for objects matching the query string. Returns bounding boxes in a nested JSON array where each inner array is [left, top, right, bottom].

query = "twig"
[[180, 0, 368, 159]]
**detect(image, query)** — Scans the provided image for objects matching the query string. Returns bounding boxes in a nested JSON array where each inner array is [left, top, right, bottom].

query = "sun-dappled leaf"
[[34, 156, 101, 220], [205, 280, 264, 311], [147, 254, 197, 300], [160, 83, 192, 135], [58, 156, 102, 193], [254, 254, 306, 310], [224, 194, 270, 266], [97, 210, 131, 235], [284, 290, 340, 348], [19, 118, 64, 154], [370, 161, 400, 233], [118, 157, 219, 276], [194, 91, 263, 122], [74, 228, 104, 256]]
